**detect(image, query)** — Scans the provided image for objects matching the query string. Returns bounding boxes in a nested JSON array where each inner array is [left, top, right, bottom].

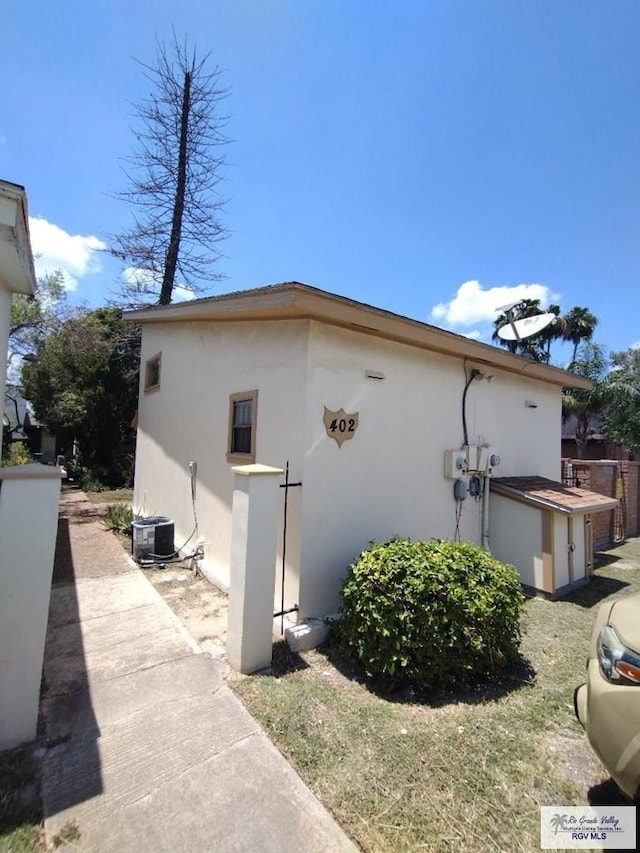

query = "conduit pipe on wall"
[[481, 475, 491, 552]]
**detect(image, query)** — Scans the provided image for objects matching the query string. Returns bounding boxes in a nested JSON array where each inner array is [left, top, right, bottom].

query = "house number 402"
[[330, 417, 355, 433], [323, 406, 359, 448]]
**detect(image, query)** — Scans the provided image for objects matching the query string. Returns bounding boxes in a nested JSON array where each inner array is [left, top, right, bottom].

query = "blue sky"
[[2, 1, 639, 361]]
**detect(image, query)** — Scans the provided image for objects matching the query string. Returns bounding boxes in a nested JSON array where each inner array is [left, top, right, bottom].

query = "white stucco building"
[[128, 282, 613, 624]]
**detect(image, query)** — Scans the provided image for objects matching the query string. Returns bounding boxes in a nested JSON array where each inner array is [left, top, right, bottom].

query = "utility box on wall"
[[489, 476, 618, 598]]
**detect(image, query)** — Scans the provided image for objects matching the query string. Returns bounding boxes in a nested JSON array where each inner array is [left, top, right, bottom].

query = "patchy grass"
[[85, 488, 133, 506], [0, 748, 43, 853], [51, 820, 80, 849], [233, 538, 640, 853]]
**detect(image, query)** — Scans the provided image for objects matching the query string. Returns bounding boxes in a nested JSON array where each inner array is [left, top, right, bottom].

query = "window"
[[227, 390, 258, 462], [144, 353, 162, 393]]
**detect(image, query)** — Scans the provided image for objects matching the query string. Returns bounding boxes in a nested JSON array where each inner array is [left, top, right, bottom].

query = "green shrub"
[[80, 455, 134, 492], [339, 538, 525, 688], [64, 458, 83, 480], [102, 504, 139, 534], [81, 471, 107, 492], [1, 443, 34, 467]]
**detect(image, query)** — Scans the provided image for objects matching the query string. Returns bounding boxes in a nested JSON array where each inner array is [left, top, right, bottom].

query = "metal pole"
[[280, 460, 289, 635]]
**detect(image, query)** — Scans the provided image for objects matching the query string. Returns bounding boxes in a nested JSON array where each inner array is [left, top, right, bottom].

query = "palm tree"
[[493, 301, 599, 367], [563, 307, 598, 364], [492, 299, 559, 362], [563, 343, 611, 458], [538, 303, 564, 361], [602, 347, 640, 456]]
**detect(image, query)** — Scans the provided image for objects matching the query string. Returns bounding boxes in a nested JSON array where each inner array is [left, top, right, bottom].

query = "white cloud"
[[28, 216, 106, 291], [123, 267, 197, 302], [631, 341, 640, 350], [430, 280, 559, 328], [172, 285, 197, 302], [123, 266, 158, 288]]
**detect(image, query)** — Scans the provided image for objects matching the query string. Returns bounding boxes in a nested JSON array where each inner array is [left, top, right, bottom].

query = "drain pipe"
[[481, 475, 491, 552]]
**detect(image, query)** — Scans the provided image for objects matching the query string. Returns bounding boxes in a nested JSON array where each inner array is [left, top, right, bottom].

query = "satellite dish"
[[497, 312, 556, 342], [496, 300, 521, 313]]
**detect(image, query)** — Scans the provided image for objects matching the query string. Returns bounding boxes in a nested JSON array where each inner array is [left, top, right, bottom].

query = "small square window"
[[144, 353, 161, 393], [227, 390, 258, 462]]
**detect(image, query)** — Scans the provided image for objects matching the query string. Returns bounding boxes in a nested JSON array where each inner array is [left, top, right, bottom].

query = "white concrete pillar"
[[0, 465, 61, 750], [227, 464, 283, 674]]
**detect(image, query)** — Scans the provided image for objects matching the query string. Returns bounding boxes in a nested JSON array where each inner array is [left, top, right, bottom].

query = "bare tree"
[[111, 36, 228, 306]]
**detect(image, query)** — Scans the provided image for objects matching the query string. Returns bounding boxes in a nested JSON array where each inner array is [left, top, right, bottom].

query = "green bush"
[[339, 538, 525, 688], [1, 443, 34, 467], [64, 458, 83, 480], [81, 471, 107, 492], [80, 455, 134, 492], [102, 504, 139, 534]]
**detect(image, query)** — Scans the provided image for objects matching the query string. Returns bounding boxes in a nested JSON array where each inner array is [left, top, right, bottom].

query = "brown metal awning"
[[491, 476, 619, 516]]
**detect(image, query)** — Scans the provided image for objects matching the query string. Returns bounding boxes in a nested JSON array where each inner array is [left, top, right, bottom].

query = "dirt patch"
[[142, 566, 228, 657], [543, 727, 603, 789]]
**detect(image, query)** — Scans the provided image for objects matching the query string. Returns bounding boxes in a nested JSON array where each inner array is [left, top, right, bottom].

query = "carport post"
[[227, 464, 284, 674]]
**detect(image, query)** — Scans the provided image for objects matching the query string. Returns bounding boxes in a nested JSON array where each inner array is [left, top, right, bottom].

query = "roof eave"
[[0, 181, 36, 296], [124, 282, 592, 390], [491, 481, 619, 515]]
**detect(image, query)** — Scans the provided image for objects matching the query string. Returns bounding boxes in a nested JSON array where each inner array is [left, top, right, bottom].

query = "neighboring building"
[[3, 384, 30, 449], [127, 282, 615, 618], [3, 384, 57, 462], [561, 413, 632, 461]]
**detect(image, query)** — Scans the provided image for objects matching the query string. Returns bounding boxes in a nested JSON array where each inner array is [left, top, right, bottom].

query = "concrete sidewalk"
[[40, 490, 357, 852]]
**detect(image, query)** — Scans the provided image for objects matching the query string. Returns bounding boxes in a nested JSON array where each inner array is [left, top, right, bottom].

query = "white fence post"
[[0, 465, 61, 751], [227, 463, 284, 674]]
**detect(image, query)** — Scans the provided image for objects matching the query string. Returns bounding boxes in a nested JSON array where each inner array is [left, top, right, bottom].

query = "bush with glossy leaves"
[[339, 538, 525, 688]]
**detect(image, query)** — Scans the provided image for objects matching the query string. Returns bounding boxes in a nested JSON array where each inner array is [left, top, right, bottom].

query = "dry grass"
[[233, 538, 640, 853], [85, 488, 133, 505]]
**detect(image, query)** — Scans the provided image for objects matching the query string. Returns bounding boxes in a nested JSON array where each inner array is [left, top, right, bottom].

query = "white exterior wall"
[[135, 316, 565, 621], [134, 320, 309, 606], [489, 494, 544, 589], [297, 322, 562, 617]]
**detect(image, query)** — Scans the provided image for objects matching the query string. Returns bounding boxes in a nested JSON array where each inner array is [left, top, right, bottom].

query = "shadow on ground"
[[563, 572, 631, 610], [588, 779, 638, 852], [39, 509, 103, 812], [268, 633, 537, 709]]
